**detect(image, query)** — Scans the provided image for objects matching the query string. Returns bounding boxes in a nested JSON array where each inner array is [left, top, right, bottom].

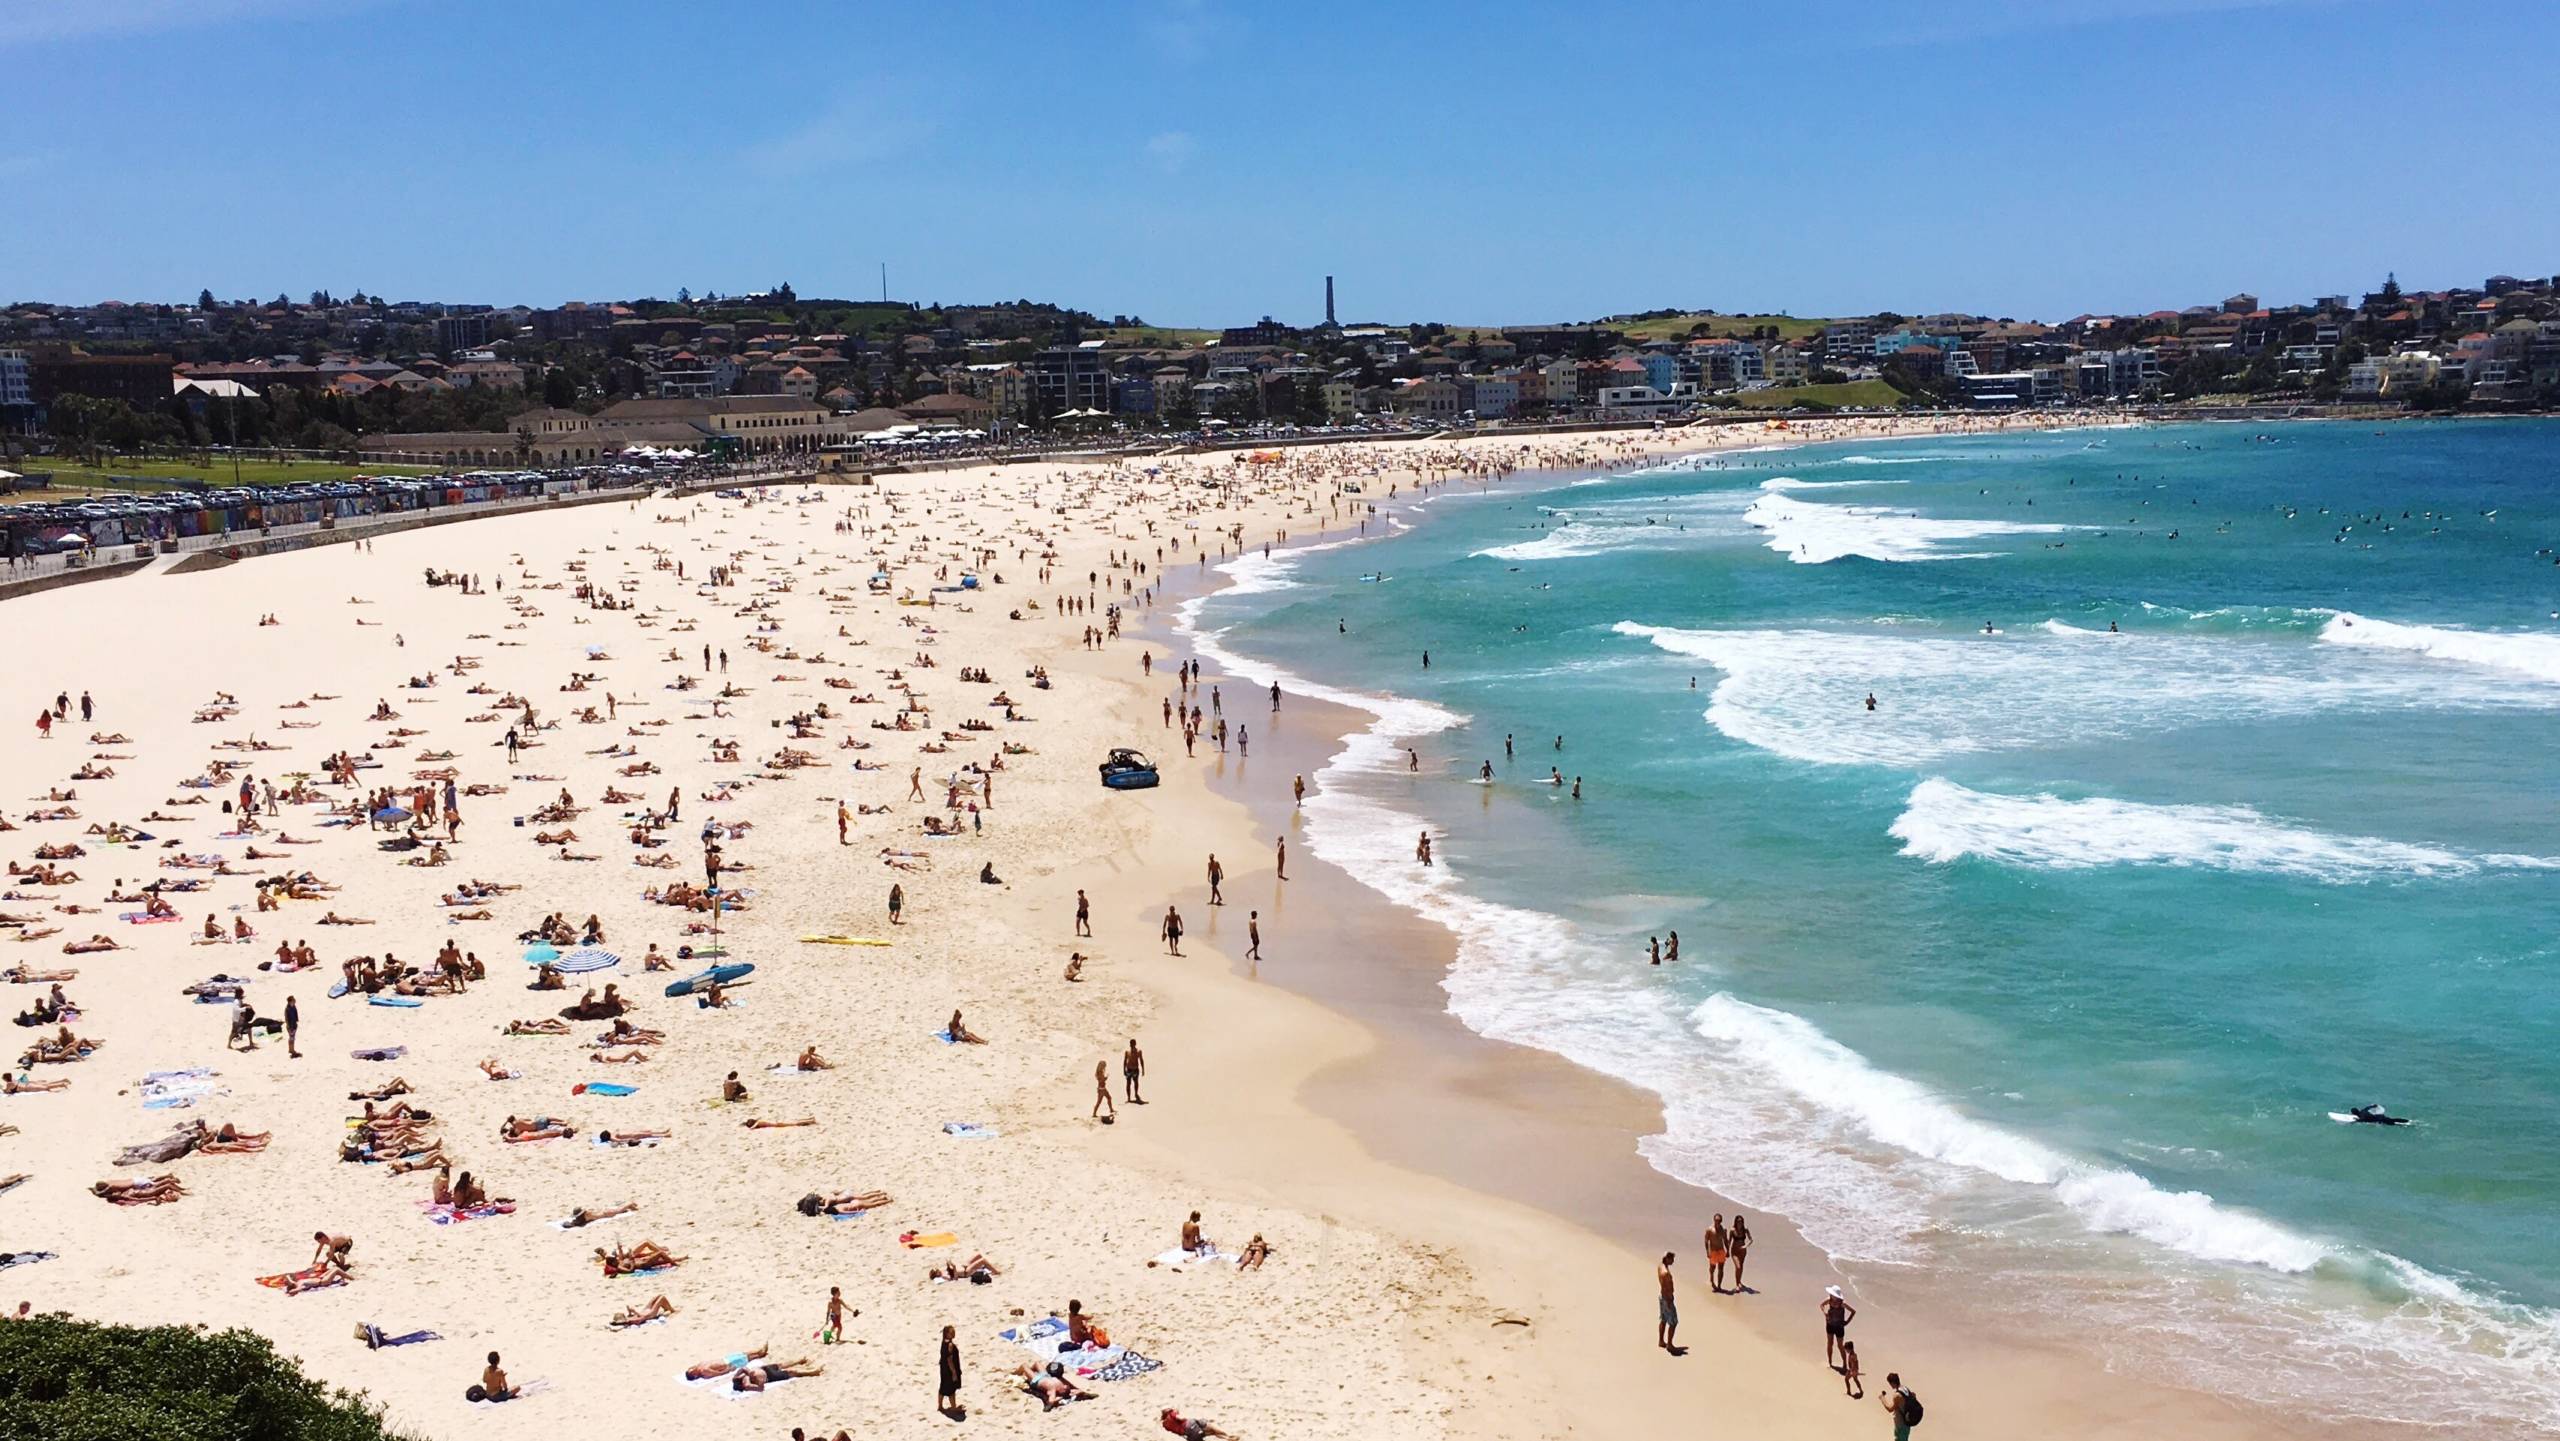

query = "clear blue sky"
[[5, 0, 2553, 324]]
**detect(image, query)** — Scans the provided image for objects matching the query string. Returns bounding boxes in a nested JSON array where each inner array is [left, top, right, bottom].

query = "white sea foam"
[[1470, 523, 1625, 561], [1691, 994, 2334, 1271], [1891, 778, 2560, 882], [1758, 474, 1906, 493], [1611, 620, 2546, 768], [2319, 611, 2560, 686], [1743, 492, 2081, 564]]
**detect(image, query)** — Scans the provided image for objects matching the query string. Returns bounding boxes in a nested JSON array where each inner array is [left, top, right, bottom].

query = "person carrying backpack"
[[1880, 1372, 1924, 1438]]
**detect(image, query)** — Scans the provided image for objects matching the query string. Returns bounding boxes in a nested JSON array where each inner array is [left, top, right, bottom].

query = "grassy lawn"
[[4, 457, 441, 492], [1092, 326, 1221, 347], [1606, 312, 1833, 344], [1726, 380, 1908, 410]]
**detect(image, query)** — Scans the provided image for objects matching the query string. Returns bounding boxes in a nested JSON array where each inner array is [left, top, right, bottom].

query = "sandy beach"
[[0, 413, 2336, 1440]]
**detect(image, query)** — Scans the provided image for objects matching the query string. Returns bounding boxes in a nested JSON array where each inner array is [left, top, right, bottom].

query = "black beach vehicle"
[[1099, 748, 1160, 790]]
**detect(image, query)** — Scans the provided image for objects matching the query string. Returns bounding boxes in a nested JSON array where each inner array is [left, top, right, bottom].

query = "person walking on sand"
[[284, 994, 300, 1060], [1206, 854, 1224, 905], [888, 883, 904, 927], [1161, 905, 1183, 956], [1275, 836, 1288, 881], [1880, 1373, 1921, 1439], [1840, 1339, 1864, 1399], [1074, 889, 1091, 937], [1246, 910, 1261, 963], [1707, 1214, 1729, 1293], [1729, 1213, 1751, 1291], [908, 767, 924, 802], [1092, 1060, 1115, 1120], [837, 802, 849, 845], [1821, 1285, 1856, 1370], [823, 1285, 849, 1344], [1656, 1252, 1681, 1353], [1293, 774, 1305, 808], [1123, 1039, 1146, 1104], [936, 1325, 963, 1418]]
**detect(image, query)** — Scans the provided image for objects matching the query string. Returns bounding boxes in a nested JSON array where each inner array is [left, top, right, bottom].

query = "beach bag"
[[1900, 1391, 1923, 1427]]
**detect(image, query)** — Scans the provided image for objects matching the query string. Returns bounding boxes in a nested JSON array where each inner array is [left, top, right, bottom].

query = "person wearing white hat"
[[1821, 1284, 1857, 1370]]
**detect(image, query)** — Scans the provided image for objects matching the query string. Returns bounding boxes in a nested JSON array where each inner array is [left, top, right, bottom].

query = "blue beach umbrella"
[[373, 806, 411, 824], [522, 942, 560, 964], [556, 948, 621, 974]]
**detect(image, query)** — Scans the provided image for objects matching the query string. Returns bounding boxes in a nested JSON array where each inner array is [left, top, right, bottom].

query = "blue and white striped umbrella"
[[556, 948, 621, 974]]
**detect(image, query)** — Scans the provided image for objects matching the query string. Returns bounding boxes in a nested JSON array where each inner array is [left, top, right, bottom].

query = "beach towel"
[[351, 1046, 406, 1061], [367, 996, 423, 1009], [422, 1201, 516, 1225], [798, 935, 891, 947], [139, 1068, 217, 1085], [575, 1082, 638, 1097], [119, 912, 183, 924], [932, 1030, 958, 1045], [0, 1251, 57, 1269], [941, 1122, 997, 1140], [1081, 1350, 1163, 1382], [593, 1133, 661, 1148], [257, 1266, 345, 1293], [1151, 1246, 1238, 1269], [899, 1231, 958, 1249]]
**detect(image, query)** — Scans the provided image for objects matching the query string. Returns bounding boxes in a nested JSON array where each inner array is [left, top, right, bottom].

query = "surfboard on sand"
[[664, 962, 754, 997]]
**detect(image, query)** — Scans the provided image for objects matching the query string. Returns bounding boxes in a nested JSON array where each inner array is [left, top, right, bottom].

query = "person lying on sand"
[[611, 1294, 676, 1328], [685, 1344, 767, 1380], [742, 1117, 816, 1130], [1014, 1360, 1095, 1409], [932, 1254, 1002, 1283], [504, 1019, 570, 1036], [594, 1241, 682, 1275], [593, 1128, 666, 1147], [91, 1174, 184, 1205], [731, 1357, 822, 1392], [500, 1116, 572, 1142], [563, 1202, 639, 1229], [798, 1190, 891, 1217]]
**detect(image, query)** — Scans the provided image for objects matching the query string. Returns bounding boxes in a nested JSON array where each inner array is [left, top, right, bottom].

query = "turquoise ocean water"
[[1180, 420, 2560, 1433]]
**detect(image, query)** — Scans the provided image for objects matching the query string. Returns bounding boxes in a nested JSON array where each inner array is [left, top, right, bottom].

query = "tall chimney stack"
[[1324, 275, 1336, 327]]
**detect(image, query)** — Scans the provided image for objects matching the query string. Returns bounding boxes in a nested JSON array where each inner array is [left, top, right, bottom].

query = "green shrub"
[[0, 1317, 415, 1441]]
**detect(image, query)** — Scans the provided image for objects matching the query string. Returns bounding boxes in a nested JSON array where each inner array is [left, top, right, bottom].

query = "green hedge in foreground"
[[0, 1317, 416, 1441]]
